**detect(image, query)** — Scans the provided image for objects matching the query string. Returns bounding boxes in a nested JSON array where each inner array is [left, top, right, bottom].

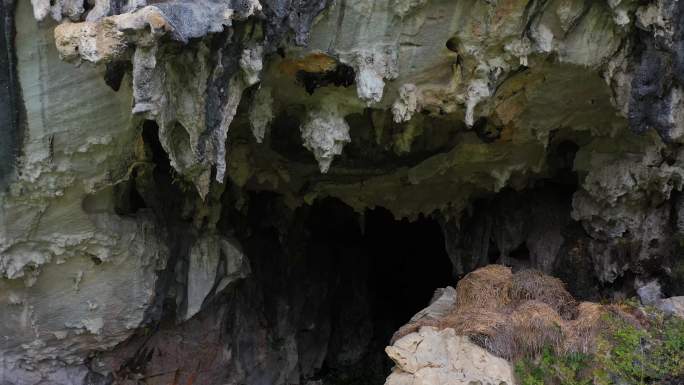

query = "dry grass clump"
[[389, 307, 509, 345], [511, 301, 564, 357], [389, 306, 516, 357], [392, 265, 636, 361], [606, 303, 649, 329], [562, 302, 606, 354], [510, 269, 578, 319], [445, 307, 516, 358], [455, 264, 512, 310], [445, 307, 508, 336]]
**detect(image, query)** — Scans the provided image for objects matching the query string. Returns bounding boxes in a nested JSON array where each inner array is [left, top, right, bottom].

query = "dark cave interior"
[[234, 195, 455, 384], [309, 199, 454, 383], [306, 198, 454, 338]]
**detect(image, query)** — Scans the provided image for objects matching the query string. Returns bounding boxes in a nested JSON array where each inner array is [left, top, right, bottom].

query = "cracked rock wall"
[[2, 0, 684, 384]]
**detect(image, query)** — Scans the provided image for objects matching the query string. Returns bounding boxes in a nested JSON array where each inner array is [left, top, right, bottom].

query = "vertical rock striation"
[[0, 0, 21, 189]]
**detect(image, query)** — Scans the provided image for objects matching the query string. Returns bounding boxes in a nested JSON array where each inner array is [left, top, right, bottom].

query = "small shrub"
[[595, 311, 684, 385], [514, 346, 591, 385], [649, 316, 684, 379], [595, 316, 650, 385]]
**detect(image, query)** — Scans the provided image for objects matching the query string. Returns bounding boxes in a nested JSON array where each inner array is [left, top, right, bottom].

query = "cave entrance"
[[300, 199, 454, 384], [363, 206, 454, 347]]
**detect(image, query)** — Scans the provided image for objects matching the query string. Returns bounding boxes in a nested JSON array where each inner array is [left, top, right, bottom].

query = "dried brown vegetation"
[[511, 301, 564, 356], [510, 269, 578, 319], [392, 265, 635, 361], [454, 264, 513, 310], [561, 301, 606, 354]]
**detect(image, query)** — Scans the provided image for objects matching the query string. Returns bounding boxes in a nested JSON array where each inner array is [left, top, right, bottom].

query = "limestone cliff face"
[[1, 0, 684, 384]]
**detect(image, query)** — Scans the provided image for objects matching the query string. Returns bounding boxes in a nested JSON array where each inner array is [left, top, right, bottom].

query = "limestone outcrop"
[[385, 329, 516, 385], [384, 286, 515, 385], [2, 0, 684, 383]]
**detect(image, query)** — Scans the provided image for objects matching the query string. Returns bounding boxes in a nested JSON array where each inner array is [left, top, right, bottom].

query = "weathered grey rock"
[[0, 2, 169, 383], [0, 0, 21, 190], [389, 286, 457, 344], [392, 84, 419, 123], [385, 328, 516, 385], [440, 187, 572, 277], [300, 100, 352, 173], [413, 287, 457, 322], [184, 235, 249, 320], [51, 0, 262, 197], [572, 139, 684, 283], [657, 296, 684, 318], [637, 280, 663, 306], [30, 0, 84, 22], [249, 85, 274, 143], [629, 0, 684, 142]]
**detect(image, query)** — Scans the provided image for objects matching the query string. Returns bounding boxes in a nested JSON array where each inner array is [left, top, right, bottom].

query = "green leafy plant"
[[595, 311, 684, 385], [649, 316, 684, 378], [595, 316, 650, 385], [515, 347, 591, 385]]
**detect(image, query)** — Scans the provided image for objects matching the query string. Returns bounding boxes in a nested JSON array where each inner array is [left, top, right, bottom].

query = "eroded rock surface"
[[385, 329, 516, 385], [2, 0, 684, 383]]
